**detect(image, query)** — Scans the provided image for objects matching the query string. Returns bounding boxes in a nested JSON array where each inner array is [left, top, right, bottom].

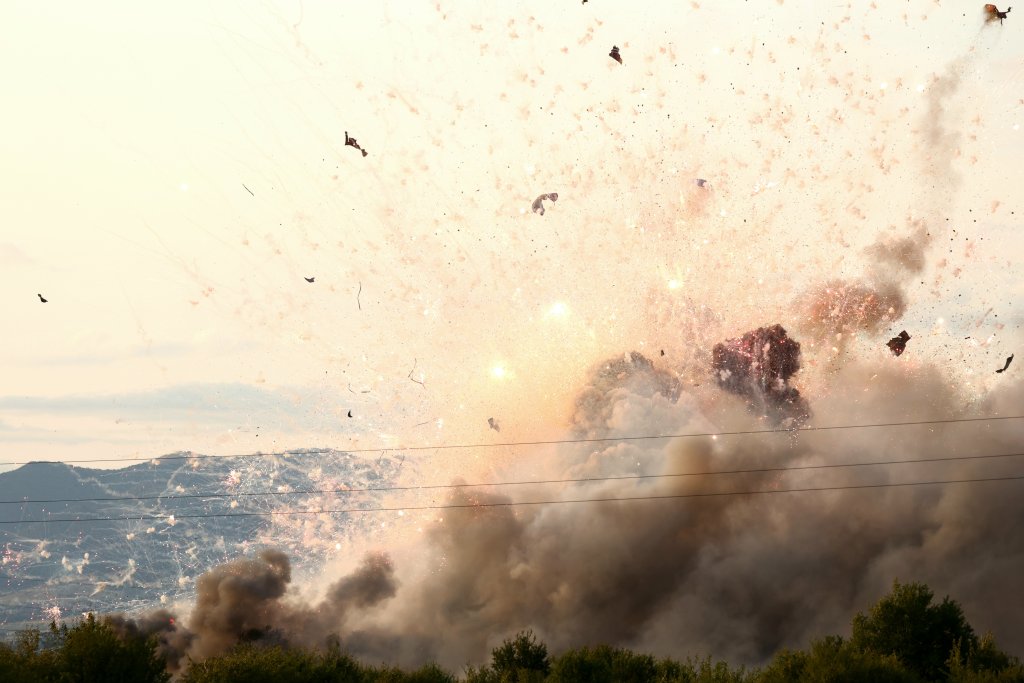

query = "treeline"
[[1, 581, 1022, 682]]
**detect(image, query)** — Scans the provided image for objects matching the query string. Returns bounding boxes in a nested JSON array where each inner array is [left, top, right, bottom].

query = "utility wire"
[[0, 414, 1020, 468], [2, 450, 1023, 507], [1, 473, 1022, 526]]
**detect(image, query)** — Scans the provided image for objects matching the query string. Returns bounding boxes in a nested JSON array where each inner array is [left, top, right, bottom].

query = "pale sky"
[[1, 0, 1022, 468]]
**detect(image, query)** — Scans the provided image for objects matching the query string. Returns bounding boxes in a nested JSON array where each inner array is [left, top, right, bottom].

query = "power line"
[[2, 450, 1023, 507], [1, 414, 1020, 468], [1, 473, 1022, 526]]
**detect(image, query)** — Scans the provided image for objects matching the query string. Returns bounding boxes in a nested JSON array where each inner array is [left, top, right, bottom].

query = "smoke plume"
[[106, 550, 397, 672]]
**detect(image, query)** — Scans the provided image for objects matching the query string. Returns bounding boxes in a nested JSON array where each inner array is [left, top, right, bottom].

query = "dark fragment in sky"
[[694, 178, 707, 187], [996, 354, 1014, 373], [347, 410, 353, 418], [711, 324, 810, 427], [37, 293, 47, 303], [609, 45, 622, 64], [886, 330, 911, 357], [984, 4, 1012, 24], [531, 192, 558, 216], [344, 131, 368, 157], [304, 277, 315, 283], [488, 417, 500, 432]]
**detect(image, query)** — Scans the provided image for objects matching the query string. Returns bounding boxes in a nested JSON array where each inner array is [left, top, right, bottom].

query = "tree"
[[490, 630, 551, 681], [54, 614, 170, 683], [851, 581, 977, 681], [758, 635, 918, 683]]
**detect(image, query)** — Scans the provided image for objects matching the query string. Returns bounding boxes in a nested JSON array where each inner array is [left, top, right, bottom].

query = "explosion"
[[711, 325, 810, 427]]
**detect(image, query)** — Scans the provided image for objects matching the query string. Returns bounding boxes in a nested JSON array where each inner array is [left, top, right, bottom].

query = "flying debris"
[[347, 410, 353, 418], [996, 354, 1014, 373], [660, 349, 665, 356], [886, 330, 911, 357], [712, 324, 810, 427], [37, 293, 47, 303], [304, 277, 315, 283], [609, 45, 622, 64], [984, 4, 1012, 23], [488, 417, 500, 432], [694, 178, 708, 188], [344, 131, 368, 157], [531, 192, 559, 216]]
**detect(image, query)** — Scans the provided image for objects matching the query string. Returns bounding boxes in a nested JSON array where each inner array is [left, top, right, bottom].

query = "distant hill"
[[0, 450, 404, 631]]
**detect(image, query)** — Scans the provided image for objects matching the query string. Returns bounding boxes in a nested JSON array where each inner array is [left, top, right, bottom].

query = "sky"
[[3, 0, 1024, 667], [1, 0, 1022, 468]]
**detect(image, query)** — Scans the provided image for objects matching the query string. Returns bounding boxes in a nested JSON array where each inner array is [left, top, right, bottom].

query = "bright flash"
[[668, 279, 682, 290], [491, 365, 507, 379], [547, 301, 568, 317]]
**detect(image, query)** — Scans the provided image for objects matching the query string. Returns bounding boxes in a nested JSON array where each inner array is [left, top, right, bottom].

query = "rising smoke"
[[106, 352, 1024, 673], [92, 2, 1023, 675], [107, 550, 397, 673]]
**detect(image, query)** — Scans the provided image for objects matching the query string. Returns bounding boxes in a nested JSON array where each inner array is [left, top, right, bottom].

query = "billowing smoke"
[[711, 324, 810, 427], [104, 354, 1023, 673], [106, 550, 397, 672], [797, 219, 930, 345]]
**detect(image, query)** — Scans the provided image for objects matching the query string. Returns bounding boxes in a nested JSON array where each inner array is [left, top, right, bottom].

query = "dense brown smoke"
[[106, 358, 1024, 674], [106, 550, 397, 672], [711, 324, 810, 427]]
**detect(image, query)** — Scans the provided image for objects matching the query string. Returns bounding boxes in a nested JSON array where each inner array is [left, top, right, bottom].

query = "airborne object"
[[488, 417, 500, 432], [304, 277, 315, 283], [886, 330, 911, 357], [37, 293, 47, 303], [609, 46, 622, 64], [347, 410, 353, 418], [694, 178, 708, 188], [531, 192, 558, 215], [344, 131, 368, 157], [984, 4, 1012, 23], [996, 354, 1014, 373]]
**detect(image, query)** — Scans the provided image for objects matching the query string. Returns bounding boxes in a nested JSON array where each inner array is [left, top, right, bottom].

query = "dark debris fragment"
[[345, 131, 369, 157], [996, 354, 1014, 373], [886, 330, 911, 357]]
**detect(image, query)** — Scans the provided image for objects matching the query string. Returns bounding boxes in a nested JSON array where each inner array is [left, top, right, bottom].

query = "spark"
[[491, 364, 507, 379], [667, 279, 682, 290]]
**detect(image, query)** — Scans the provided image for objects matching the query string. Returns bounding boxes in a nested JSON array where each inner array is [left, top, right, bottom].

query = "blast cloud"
[[107, 550, 397, 672], [106, 352, 1024, 673], [711, 324, 810, 427]]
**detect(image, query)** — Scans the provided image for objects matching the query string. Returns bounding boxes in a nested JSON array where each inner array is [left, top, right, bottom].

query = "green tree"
[[490, 630, 550, 682], [181, 644, 368, 683], [54, 614, 169, 683], [851, 581, 977, 681], [758, 635, 918, 683]]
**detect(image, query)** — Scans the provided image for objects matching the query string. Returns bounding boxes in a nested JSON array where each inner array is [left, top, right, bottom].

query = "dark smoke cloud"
[[105, 357, 1024, 675], [711, 324, 810, 427], [107, 550, 397, 672]]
